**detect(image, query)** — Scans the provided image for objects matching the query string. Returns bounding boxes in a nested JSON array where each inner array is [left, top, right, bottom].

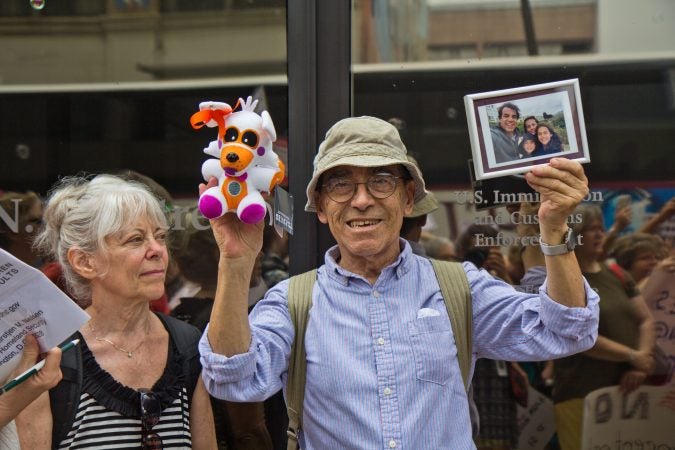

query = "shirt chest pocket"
[[407, 316, 456, 386]]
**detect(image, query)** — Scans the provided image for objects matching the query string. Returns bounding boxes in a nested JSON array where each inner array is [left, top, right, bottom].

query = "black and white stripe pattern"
[[57, 388, 192, 449]]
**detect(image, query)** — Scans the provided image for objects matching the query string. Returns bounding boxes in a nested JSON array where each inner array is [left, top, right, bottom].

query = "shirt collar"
[[324, 238, 413, 285]]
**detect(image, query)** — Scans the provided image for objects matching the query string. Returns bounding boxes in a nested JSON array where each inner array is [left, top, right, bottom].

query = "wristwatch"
[[539, 227, 576, 256]]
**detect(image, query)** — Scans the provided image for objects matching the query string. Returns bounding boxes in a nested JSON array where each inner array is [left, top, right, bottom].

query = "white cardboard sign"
[[516, 385, 556, 450], [582, 385, 675, 449]]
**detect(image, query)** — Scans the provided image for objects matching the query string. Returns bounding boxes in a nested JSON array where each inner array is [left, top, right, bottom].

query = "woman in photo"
[[535, 122, 564, 155], [523, 115, 539, 137], [517, 133, 542, 159]]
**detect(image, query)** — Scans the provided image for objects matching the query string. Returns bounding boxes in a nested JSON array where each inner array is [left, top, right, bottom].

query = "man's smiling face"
[[499, 106, 518, 135], [315, 164, 414, 271]]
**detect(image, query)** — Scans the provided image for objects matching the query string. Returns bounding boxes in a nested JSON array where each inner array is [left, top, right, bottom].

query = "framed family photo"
[[464, 79, 590, 180]]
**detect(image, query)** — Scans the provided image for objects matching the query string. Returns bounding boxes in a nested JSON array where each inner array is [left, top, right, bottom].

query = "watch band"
[[539, 227, 575, 256]]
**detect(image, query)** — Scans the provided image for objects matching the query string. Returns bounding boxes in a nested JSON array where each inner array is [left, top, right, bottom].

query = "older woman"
[[16, 175, 215, 449], [553, 204, 655, 450], [610, 232, 665, 285]]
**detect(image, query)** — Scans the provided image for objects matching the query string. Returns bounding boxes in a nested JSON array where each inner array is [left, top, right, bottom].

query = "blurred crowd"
[[1, 166, 673, 450]]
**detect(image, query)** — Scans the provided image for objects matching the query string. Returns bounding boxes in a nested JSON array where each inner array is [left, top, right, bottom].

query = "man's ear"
[[403, 181, 415, 216], [67, 247, 98, 280], [315, 192, 328, 224]]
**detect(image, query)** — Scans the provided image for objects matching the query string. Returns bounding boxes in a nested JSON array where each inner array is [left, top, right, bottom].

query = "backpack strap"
[[156, 313, 202, 405], [50, 332, 82, 449], [286, 269, 317, 450], [430, 259, 473, 392]]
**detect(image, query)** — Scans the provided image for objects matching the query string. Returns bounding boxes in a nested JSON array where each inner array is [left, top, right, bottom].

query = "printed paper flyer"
[[0, 249, 89, 381]]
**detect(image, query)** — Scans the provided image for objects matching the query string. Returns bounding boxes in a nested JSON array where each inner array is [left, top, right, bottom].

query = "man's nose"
[[350, 182, 374, 207]]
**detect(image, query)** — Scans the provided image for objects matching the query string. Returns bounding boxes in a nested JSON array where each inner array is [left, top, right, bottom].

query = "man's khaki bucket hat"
[[304, 116, 426, 212], [408, 190, 440, 218]]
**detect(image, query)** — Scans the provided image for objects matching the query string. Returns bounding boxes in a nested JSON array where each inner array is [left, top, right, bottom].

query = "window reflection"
[[350, 0, 675, 186]]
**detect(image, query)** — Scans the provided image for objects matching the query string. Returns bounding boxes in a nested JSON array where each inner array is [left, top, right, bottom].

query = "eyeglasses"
[[321, 174, 402, 203], [139, 388, 163, 450]]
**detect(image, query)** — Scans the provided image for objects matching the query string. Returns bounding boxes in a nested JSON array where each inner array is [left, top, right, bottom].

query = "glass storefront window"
[[0, 1, 287, 197], [351, 0, 675, 242]]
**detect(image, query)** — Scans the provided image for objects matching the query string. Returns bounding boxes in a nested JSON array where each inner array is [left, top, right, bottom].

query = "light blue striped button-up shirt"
[[200, 241, 599, 450]]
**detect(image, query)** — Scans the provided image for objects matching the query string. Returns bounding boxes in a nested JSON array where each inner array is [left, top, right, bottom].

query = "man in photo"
[[490, 102, 522, 163]]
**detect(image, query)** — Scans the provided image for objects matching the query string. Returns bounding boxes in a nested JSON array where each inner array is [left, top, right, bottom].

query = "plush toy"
[[190, 96, 285, 224]]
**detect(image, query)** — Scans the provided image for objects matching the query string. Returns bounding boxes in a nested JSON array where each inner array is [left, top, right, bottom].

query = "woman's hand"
[[612, 205, 633, 232], [7, 334, 61, 445], [619, 369, 647, 395], [18, 334, 63, 393]]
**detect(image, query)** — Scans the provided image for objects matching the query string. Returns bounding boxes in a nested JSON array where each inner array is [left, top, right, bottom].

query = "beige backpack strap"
[[430, 259, 473, 392], [286, 269, 317, 450]]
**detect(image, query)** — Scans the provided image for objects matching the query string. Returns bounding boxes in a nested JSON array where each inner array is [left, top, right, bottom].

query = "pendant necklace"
[[88, 317, 150, 358]]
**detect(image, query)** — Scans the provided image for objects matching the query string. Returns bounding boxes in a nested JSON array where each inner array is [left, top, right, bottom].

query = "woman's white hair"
[[34, 174, 168, 301]]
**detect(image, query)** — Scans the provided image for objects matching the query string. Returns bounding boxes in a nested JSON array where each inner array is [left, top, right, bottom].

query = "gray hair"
[[34, 174, 168, 301], [570, 203, 603, 236], [422, 235, 456, 260]]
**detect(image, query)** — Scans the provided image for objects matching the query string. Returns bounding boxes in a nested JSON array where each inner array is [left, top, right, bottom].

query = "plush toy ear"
[[191, 102, 233, 143], [261, 110, 277, 142]]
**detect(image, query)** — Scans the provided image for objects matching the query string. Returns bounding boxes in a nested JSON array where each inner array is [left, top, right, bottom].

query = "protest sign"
[[516, 385, 556, 450], [0, 249, 89, 381], [582, 385, 675, 449], [640, 265, 675, 384]]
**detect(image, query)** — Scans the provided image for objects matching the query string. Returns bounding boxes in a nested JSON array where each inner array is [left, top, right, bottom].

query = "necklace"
[[88, 317, 150, 358]]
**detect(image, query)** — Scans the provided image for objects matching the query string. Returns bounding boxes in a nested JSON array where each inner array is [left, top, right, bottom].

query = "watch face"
[[566, 228, 576, 251]]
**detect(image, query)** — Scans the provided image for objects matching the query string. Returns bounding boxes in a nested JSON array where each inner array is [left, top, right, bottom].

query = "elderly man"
[[491, 102, 522, 163], [199, 116, 599, 449]]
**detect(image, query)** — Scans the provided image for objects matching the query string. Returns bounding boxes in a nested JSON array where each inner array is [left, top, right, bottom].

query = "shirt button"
[[384, 387, 392, 395], [389, 440, 396, 448], [373, 290, 380, 298], [377, 337, 385, 345]]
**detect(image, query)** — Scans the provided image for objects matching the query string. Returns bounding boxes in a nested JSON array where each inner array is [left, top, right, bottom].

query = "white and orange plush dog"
[[190, 96, 285, 223]]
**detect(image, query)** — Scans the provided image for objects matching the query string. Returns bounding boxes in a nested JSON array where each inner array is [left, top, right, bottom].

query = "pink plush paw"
[[239, 203, 266, 224], [199, 195, 223, 219]]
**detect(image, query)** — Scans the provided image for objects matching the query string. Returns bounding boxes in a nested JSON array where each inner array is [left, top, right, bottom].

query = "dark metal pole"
[[287, 0, 351, 275], [520, 0, 539, 56]]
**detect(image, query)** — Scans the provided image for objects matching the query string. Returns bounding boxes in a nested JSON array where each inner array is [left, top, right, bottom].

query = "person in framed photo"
[[523, 115, 539, 137], [490, 102, 522, 163], [517, 133, 541, 159], [535, 122, 564, 155]]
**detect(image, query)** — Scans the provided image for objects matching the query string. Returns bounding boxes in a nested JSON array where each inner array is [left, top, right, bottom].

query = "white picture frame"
[[464, 79, 590, 180]]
